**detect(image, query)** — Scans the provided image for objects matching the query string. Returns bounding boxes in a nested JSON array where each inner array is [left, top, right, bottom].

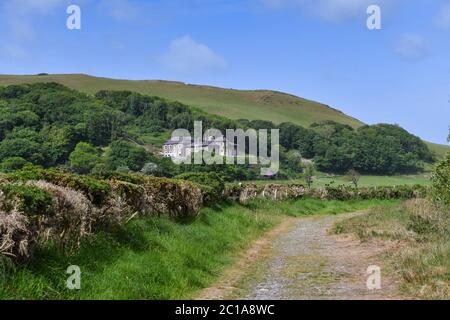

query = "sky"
[[0, 0, 449, 144]]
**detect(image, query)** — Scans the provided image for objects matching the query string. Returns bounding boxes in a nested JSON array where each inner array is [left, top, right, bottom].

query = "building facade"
[[162, 136, 235, 159]]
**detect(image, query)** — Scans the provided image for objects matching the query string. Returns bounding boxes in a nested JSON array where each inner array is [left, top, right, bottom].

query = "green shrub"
[[106, 140, 149, 172], [431, 153, 450, 207], [92, 171, 145, 185], [175, 172, 225, 205], [0, 184, 53, 217], [141, 176, 203, 218], [69, 142, 101, 174], [8, 165, 110, 206]]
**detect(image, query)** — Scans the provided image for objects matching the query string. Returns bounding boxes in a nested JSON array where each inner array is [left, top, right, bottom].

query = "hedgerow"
[[0, 168, 203, 261], [175, 172, 225, 205], [227, 183, 429, 203]]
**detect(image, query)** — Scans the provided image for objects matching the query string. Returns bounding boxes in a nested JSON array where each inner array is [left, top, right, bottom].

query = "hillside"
[[0, 74, 363, 128], [0, 74, 448, 158], [426, 141, 450, 159]]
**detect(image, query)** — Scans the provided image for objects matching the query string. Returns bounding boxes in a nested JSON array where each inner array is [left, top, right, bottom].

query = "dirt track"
[[197, 212, 405, 300]]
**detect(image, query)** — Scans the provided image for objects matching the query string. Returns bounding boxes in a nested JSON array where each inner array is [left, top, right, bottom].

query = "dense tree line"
[[0, 83, 264, 179], [0, 83, 435, 179], [278, 121, 434, 174]]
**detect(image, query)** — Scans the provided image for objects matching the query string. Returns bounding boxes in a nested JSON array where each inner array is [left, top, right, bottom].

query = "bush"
[[175, 172, 225, 205], [0, 184, 53, 217], [141, 162, 159, 176], [8, 165, 111, 206], [431, 153, 450, 207], [69, 142, 101, 174], [106, 140, 149, 172]]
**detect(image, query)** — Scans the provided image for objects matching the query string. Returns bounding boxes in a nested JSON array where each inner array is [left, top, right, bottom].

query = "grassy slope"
[[0, 199, 397, 300], [426, 141, 450, 159], [0, 74, 363, 128]]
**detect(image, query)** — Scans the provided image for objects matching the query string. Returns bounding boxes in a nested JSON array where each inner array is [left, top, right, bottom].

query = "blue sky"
[[0, 0, 449, 144]]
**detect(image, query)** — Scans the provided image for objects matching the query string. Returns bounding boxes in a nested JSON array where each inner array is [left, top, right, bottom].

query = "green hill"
[[426, 142, 449, 159], [0, 74, 363, 128], [0, 73, 448, 158]]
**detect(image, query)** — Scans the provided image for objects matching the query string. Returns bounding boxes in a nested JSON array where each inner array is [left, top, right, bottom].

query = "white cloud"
[[435, 4, 450, 29], [394, 34, 428, 61], [100, 0, 139, 22], [161, 35, 226, 73], [261, 0, 395, 22]]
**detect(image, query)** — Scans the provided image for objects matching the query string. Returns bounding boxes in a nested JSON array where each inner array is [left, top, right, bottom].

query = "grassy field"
[[0, 198, 397, 300], [333, 199, 449, 299], [0, 74, 363, 128], [250, 174, 432, 187]]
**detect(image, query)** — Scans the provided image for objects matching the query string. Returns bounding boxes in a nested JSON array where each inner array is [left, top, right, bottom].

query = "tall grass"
[[0, 198, 396, 300], [333, 199, 449, 299]]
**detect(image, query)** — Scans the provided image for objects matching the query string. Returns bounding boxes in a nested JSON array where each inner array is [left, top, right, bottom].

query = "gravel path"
[[241, 213, 403, 300]]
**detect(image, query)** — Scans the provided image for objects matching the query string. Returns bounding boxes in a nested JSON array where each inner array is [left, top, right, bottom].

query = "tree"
[[284, 150, 303, 173], [0, 128, 43, 165], [69, 142, 101, 174], [106, 140, 149, 172], [346, 169, 361, 188], [304, 163, 315, 189]]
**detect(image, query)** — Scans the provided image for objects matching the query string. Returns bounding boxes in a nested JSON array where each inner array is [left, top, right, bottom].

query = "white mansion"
[[161, 136, 235, 159]]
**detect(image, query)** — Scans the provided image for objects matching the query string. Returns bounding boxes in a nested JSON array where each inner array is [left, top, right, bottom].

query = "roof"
[[163, 136, 235, 146]]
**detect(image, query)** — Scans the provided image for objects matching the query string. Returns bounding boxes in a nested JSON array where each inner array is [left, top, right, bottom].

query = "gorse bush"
[[8, 165, 111, 205], [0, 184, 53, 218], [175, 172, 225, 205]]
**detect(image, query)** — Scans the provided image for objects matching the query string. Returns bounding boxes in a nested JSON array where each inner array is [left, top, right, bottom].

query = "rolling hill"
[[0, 74, 362, 128], [0, 73, 448, 157]]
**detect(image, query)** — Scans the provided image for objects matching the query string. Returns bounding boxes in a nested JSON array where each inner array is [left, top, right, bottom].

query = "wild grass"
[[333, 199, 449, 299], [0, 198, 395, 300]]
